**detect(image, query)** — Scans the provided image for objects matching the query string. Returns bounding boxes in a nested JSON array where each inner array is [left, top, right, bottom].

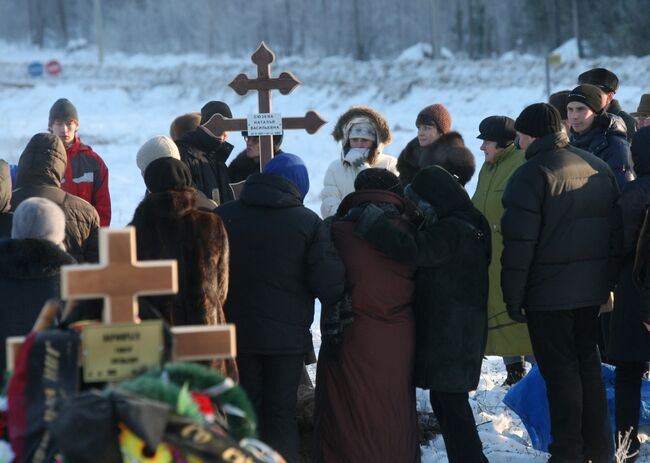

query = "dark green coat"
[[359, 166, 491, 392]]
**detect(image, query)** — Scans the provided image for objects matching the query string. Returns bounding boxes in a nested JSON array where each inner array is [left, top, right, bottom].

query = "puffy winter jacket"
[[61, 136, 111, 226], [501, 131, 622, 311], [11, 133, 100, 263]]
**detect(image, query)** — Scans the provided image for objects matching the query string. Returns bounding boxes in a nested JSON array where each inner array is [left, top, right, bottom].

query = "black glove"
[[506, 304, 527, 323]]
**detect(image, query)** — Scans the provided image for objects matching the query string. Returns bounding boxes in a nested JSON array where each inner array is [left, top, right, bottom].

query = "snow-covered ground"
[[1, 40, 649, 461]]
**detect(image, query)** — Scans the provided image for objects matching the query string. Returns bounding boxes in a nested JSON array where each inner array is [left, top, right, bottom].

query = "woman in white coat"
[[320, 106, 398, 218]]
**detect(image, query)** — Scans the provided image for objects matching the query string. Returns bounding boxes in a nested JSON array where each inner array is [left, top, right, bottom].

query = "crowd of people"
[[1, 66, 650, 463]]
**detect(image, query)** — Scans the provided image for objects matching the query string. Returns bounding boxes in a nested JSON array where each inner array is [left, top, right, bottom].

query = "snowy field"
[[1, 40, 650, 461]]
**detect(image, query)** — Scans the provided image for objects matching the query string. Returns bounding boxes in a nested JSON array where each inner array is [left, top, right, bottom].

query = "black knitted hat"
[[200, 101, 233, 125], [567, 84, 606, 115], [578, 68, 619, 93], [477, 116, 516, 148], [514, 103, 563, 138], [354, 168, 403, 196], [48, 98, 78, 125]]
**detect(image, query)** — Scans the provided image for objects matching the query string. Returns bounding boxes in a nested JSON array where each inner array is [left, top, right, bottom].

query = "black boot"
[[502, 362, 526, 387]]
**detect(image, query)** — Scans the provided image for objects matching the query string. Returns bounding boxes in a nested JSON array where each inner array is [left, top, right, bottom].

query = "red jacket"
[[61, 137, 111, 226]]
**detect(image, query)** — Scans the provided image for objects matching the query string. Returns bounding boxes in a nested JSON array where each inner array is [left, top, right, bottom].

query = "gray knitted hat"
[[136, 135, 181, 176], [11, 197, 66, 248]]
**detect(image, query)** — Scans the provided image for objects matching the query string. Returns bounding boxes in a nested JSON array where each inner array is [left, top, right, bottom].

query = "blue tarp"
[[503, 363, 650, 452]]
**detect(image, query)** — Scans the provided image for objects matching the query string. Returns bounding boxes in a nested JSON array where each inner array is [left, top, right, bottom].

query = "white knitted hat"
[[136, 135, 181, 176], [12, 197, 66, 248]]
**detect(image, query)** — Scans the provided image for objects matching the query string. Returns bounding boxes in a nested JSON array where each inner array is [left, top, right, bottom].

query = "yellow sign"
[[548, 53, 562, 66], [82, 320, 164, 382]]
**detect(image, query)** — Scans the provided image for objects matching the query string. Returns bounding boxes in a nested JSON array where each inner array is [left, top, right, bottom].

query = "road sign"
[[27, 62, 43, 78], [45, 60, 62, 76]]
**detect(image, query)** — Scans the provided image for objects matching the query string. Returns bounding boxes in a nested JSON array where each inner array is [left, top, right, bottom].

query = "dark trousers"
[[526, 306, 613, 463], [429, 390, 487, 463], [615, 360, 645, 458], [237, 353, 304, 463]]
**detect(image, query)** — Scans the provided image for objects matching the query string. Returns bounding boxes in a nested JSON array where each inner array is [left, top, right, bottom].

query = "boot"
[[502, 362, 526, 387]]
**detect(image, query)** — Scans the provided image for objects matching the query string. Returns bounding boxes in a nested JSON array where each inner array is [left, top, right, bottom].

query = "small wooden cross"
[[203, 41, 326, 173], [6, 227, 236, 372]]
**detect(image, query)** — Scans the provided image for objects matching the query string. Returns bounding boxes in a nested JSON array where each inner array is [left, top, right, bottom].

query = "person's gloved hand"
[[354, 203, 386, 236], [507, 304, 527, 323]]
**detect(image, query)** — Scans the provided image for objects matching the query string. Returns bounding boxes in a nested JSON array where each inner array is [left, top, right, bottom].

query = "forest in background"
[[0, 0, 649, 60]]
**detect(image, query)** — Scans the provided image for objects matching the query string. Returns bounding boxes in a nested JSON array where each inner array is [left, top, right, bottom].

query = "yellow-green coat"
[[472, 144, 533, 356]]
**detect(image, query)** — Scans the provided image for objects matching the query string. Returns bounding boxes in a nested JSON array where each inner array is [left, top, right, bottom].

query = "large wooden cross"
[[6, 227, 236, 374], [203, 41, 326, 172]]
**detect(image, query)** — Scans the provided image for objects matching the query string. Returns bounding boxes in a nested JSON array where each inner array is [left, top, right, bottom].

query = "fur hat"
[[170, 112, 201, 141], [48, 98, 78, 126], [333, 106, 392, 148], [477, 116, 516, 148], [578, 68, 619, 93], [200, 101, 232, 125], [515, 103, 563, 138], [567, 84, 606, 114], [548, 90, 571, 120], [12, 197, 66, 248], [354, 168, 403, 196], [136, 136, 181, 176], [416, 104, 452, 134], [262, 153, 310, 199]]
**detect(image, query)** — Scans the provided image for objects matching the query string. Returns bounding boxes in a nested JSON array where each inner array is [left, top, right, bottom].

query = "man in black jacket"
[[502, 103, 622, 463], [176, 100, 235, 204], [227, 131, 284, 184], [216, 153, 345, 463], [11, 133, 99, 263]]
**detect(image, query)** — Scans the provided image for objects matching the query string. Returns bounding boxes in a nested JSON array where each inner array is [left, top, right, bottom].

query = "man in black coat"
[[227, 131, 284, 184], [502, 103, 622, 463], [176, 100, 235, 204], [11, 133, 99, 263], [216, 153, 345, 463]]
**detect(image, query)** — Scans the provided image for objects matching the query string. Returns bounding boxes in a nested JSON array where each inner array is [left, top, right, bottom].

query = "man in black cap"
[[501, 102, 622, 463], [567, 84, 634, 189], [176, 100, 235, 204], [471, 116, 533, 386], [578, 67, 637, 140]]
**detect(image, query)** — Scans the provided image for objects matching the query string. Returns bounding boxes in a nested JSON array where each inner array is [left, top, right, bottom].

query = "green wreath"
[[119, 362, 257, 440]]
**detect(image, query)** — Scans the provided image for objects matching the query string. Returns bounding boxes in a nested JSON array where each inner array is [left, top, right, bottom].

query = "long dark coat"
[[354, 166, 491, 392], [609, 135, 650, 361], [130, 188, 236, 378], [0, 238, 75, 372], [216, 173, 345, 355], [314, 190, 419, 463]]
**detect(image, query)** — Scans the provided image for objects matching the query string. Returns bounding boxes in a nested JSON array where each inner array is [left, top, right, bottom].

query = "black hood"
[[410, 165, 472, 218], [525, 131, 570, 160], [15, 133, 67, 188], [0, 159, 10, 213], [0, 238, 75, 278], [240, 173, 303, 209]]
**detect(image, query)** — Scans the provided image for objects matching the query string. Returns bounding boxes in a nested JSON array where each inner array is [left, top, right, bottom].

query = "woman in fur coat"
[[319, 106, 398, 218], [130, 156, 236, 379]]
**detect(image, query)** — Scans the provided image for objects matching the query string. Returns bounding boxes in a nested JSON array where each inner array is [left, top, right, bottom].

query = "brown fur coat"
[[131, 188, 236, 378]]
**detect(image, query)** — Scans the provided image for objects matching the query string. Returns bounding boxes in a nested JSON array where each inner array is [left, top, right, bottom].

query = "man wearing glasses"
[[228, 132, 284, 184]]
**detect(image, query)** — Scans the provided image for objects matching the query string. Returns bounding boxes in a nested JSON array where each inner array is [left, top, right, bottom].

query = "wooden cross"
[[6, 227, 236, 372], [203, 41, 326, 172]]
